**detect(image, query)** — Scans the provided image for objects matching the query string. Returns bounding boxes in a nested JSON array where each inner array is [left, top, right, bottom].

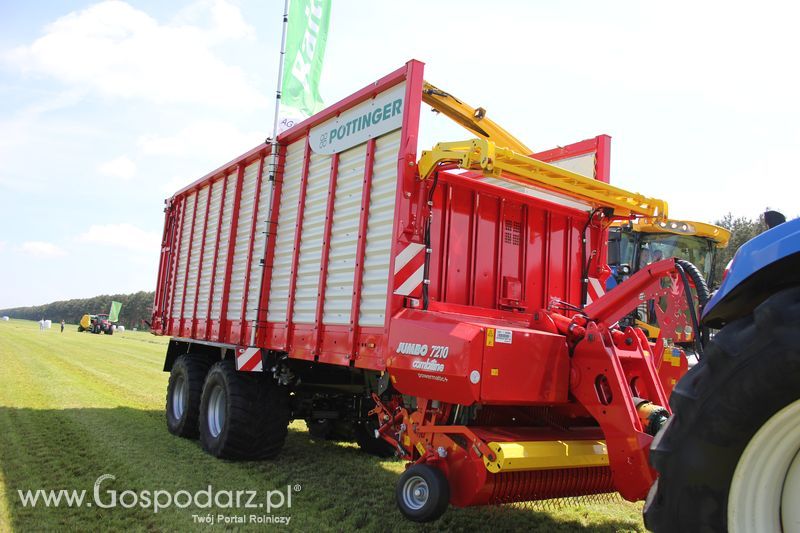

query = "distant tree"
[[713, 212, 768, 284], [0, 292, 155, 330]]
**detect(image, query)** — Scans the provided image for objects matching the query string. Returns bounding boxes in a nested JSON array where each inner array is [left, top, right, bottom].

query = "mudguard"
[[702, 217, 800, 327]]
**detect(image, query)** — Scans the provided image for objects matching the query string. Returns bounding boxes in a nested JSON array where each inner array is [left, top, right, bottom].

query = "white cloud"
[[19, 241, 67, 257], [175, 0, 256, 42], [139, 120, 263, 160], [160, 175, 192, 195], [0, 241, 6, 253], [78, 223, 160, 253], [8, 0, 267, 109], [98, 155, 136, 180]]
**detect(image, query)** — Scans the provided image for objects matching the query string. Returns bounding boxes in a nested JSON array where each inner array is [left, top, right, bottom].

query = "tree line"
[[0, 291, 155, 330], [711, 212, 770, 284]]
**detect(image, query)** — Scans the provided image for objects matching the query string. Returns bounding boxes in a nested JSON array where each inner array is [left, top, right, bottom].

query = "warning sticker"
[[495, 329, 513, 344], [486, 328, 495, 347], [416, 441, 427, 456]]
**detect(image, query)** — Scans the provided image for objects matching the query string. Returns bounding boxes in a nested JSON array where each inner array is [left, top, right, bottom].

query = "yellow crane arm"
[[418, 139, 668, 219], [422, 82, 531, 155]]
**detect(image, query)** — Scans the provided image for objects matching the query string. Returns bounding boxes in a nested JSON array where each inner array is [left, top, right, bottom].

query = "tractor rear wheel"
[[396, 464, 450, 522], [199, 361, 290, 460], [644, 286, 800, 532], [166, 354, 211, 438]]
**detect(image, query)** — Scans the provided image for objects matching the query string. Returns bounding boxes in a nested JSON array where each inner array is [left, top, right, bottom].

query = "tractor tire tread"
[[644, 286, 800, 532], [199, 361, 290, 460], [166, 354, 211, 438]]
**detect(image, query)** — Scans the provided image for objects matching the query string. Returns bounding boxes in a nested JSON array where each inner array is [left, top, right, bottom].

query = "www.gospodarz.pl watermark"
[[17, 474, 298, 524]]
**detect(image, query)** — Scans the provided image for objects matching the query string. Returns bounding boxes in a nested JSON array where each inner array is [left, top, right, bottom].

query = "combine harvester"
[[151, 61, 799, 530]]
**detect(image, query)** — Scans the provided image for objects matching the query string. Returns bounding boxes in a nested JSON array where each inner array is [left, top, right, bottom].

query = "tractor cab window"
[[608, 228, 636, 267], [636, 234, 715, 282]]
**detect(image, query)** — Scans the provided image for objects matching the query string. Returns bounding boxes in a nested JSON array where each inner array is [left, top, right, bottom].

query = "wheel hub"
[[172, 376, 186, 420], [402, 476, 429, 511], [728, 399, 800, 533], [207, 385, 226, 438]]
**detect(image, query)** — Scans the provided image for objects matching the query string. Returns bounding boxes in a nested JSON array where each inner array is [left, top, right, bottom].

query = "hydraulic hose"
[[675, 259, 710, 306], [581, 208, 604, 307], [674, 259, 710, 358], [422, 171, 440, 310]]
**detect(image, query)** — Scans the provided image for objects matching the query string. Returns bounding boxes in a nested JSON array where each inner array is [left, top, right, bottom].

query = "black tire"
[[396, 464, 450, 522], [77, 325, 84, 332], [166, 354, 211, 438], [644, 286, 800, 532], [199, 361, 290, 460], [354, 420, 396, 457], [106, 328, 113, 336]]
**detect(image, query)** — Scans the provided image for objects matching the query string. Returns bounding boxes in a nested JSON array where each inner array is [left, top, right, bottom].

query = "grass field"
[[0, 319, 646, 532]]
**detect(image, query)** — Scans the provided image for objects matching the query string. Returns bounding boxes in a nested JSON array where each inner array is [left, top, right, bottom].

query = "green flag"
[[281, 0, 331, 120], [109, 301, 122, 323]]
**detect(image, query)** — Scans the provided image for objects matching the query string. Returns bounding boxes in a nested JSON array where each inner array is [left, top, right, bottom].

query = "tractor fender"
[[703, 217, 800, 328]]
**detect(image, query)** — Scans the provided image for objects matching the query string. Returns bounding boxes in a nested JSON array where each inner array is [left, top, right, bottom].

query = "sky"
[[1, 0, 799, 308]]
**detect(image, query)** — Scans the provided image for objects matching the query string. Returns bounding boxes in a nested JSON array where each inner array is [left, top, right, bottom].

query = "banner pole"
[[250, 0, 290, 348], [270, 0, 291, 153]]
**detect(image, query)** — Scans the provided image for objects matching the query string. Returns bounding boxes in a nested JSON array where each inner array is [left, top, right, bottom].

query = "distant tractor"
[[78, 301, 122, 335], [78, 313, 113, 334]]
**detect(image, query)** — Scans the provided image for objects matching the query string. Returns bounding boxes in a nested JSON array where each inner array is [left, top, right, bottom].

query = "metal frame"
[[284, 137, 313, 353], [255, 145, 285, 347], [206, 173, 229, 340], [218, 164, 245, 338], [191, 186, 212, 337], [418, 138, 668, 219], [313, 153, 339, 358], [240, 153, 267, 344], [178, 192, 199, 336], [166, 199, 185, 334], [533, 134, 612, 183], [348, 139, 376, 359]]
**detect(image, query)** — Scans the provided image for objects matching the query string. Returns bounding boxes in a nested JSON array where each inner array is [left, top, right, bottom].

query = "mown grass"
[[0, 319, 646, 532]]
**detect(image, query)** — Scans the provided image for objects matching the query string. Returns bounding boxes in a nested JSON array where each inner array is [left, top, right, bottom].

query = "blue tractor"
[[644, 212, 800, 532]]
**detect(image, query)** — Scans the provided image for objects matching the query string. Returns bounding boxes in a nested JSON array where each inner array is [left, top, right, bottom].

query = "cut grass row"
[[0, 320, 645, 531]]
